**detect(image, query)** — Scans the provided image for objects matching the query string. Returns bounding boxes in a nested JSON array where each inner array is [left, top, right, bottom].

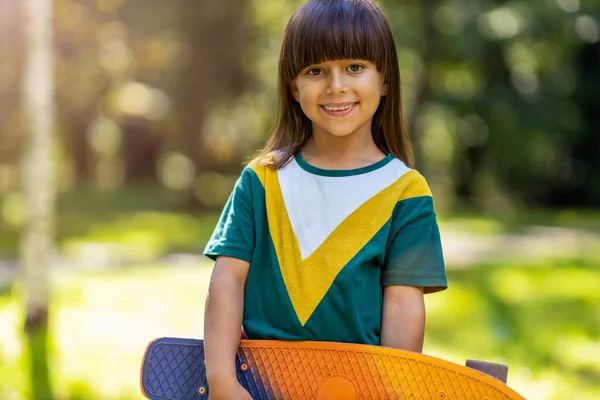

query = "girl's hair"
[[255, 0, 414, 169]]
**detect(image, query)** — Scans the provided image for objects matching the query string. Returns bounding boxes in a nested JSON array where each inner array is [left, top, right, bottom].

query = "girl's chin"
[[313, 127, 360, 138]]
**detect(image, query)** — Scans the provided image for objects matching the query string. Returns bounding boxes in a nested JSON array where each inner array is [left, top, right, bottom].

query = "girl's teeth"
[[325, 104, 353, 111]]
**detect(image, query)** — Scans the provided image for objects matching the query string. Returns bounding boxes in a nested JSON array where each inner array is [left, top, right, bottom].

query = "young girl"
[[203, 0, 447, 397]]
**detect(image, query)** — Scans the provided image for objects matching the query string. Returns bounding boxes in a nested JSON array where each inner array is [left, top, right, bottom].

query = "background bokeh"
[[1, 0, 599, 399]]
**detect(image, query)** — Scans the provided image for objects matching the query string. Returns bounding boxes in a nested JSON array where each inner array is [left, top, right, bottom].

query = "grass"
[[1, 261, 599, 399], [425, 262, 600, 399], [0, 263, 212, 400]]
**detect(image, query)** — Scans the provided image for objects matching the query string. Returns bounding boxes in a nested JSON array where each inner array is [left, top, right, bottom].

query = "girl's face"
[[291, 59, 386, 140]]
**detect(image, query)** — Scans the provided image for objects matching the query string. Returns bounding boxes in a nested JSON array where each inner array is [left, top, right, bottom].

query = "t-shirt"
[[203, 153, 447, 345]]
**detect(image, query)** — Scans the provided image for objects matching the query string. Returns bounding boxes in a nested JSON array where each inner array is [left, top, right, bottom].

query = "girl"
[[203, 0, 447, 397]]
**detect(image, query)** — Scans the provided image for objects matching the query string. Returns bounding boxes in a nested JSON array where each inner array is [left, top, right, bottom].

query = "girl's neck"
[[301, 131, 386, 170]]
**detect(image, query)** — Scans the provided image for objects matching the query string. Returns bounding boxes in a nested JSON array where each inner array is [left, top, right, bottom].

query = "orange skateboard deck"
[[140, 337, 525, 399]]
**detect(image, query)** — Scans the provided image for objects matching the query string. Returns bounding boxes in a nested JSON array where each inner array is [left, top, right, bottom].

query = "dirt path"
[[441, 225, 600, 267]]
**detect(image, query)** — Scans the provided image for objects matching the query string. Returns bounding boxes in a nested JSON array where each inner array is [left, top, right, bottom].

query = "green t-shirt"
[[204, 153, 447, 345]]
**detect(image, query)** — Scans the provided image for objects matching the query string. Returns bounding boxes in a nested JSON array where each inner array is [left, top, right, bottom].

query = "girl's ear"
[[291, 81, 300, 102]]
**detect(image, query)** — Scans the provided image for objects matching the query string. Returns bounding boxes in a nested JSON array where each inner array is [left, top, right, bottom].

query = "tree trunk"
[[21, 0, 55, 398]]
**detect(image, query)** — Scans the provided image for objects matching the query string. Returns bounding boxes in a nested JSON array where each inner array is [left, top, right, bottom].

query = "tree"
[[21, 0, 55, 397], [176, 0, 253, 205]]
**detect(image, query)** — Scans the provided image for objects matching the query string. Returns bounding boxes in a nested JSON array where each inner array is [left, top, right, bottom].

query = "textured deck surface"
[[141, 338, 525, 399]]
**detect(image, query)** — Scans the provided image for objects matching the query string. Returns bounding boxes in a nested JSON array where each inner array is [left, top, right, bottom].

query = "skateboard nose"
[[317, 375, 357, 400]]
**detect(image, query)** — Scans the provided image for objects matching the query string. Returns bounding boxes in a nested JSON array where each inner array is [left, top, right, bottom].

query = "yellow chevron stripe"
[[248, 163, 431, 325]]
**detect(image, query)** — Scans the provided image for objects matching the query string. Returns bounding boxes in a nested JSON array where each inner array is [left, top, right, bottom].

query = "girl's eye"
[[348, 64, 364, 73], [306, 68, 323, 76]]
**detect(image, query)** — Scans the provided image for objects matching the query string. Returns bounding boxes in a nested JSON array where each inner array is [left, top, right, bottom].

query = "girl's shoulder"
[[383, 158, 433, 200], [246, 150, 290, 172], [242, 151, 285, 188]]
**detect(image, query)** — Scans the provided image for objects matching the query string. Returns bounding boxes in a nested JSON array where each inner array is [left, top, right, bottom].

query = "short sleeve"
[[383, 188, 447, 293], [203, 168, 255, 263]]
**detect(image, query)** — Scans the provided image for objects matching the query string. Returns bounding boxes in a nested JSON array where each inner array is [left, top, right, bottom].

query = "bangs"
[[281, 0, 392, 79]]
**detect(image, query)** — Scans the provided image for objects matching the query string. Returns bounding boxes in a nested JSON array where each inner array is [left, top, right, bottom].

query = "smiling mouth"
[[321, 103, 357, 111], [320, 102, 358, 116]]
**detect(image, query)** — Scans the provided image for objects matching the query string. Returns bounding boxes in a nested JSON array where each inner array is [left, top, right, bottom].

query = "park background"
[[1, 0, 599, 398]]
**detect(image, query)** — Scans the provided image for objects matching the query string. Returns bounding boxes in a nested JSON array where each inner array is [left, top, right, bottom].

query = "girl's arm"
[[204, 256, 252, 398], [380, 285, 425, 352]]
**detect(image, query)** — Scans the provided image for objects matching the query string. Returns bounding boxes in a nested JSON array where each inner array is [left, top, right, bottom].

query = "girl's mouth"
[[321, 102, 358, 117]]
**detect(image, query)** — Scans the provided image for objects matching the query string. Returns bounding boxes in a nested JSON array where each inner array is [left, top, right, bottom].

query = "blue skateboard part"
[[141, 337, 268, 400]]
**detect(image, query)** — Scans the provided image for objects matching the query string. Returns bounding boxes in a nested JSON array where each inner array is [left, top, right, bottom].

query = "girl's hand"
[[208, 379, 253, 400]]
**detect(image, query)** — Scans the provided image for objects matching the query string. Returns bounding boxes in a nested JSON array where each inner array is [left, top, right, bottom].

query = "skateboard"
[[140, 337, 525, 399]]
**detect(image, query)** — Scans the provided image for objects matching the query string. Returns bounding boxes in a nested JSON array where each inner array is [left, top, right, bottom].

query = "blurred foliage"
[[0, 262, 599, 399], [1, 0, 600, 399], [1, 0, 599, 211], [0, 183, 219, 262]]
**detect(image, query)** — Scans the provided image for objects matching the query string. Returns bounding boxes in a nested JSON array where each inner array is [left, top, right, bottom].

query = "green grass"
[[1, 261, 599, 399], [0, 263, 212, 400], [425, 262, 600, 399]]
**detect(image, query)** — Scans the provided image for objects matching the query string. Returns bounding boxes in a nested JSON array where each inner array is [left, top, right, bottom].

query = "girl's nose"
[[326, 69, 349, 94]]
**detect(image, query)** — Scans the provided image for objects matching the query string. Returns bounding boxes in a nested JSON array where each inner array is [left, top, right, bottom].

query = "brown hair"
[[255, 0, 414, 169]]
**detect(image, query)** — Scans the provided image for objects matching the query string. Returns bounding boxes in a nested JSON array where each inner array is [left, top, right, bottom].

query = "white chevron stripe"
[[277, 157, 410, 259]]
